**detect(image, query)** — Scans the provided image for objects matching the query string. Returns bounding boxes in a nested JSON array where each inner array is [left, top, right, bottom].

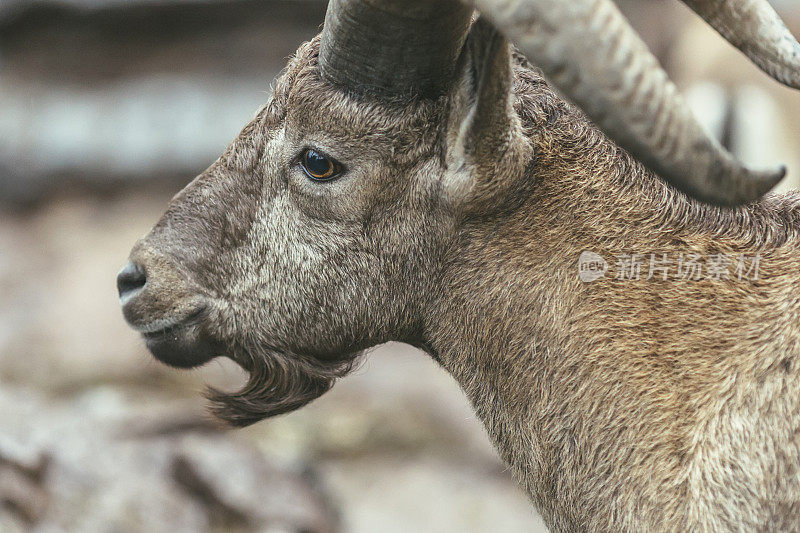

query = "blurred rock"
[[0, 77, 270, 206], [0, 462, 49, 526], [0, 434, 50, 526], [0, 385, 338, 532], [0, 433, 49, 479], [173, 436, 338, 533]]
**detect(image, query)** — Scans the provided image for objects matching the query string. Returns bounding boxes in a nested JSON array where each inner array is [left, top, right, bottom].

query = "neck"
[[423, 132, 800, 529]]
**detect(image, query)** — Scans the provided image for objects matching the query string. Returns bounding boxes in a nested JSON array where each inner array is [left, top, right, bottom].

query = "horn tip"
[[779, 77, 800, 92], [761, 164, 788, 191], [710, 164, 786, 207]]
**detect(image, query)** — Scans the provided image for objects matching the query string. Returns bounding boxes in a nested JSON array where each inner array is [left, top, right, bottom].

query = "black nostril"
[[117, 261, 147, 299]]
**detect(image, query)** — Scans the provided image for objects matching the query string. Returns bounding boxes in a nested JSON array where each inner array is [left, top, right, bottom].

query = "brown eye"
[[301, 149, 340, 181]]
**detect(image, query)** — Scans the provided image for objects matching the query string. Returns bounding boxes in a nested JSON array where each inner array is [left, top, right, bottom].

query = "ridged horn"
[[319, 0, 473, 99], [473, 0, 785, 206], [681, 0, 800, 90]]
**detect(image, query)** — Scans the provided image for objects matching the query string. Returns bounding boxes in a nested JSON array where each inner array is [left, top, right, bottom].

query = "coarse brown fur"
[[120, 21, 800, 531]]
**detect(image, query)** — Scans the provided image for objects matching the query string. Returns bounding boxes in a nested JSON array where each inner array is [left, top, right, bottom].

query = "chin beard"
[[206, 344, 359, 427]]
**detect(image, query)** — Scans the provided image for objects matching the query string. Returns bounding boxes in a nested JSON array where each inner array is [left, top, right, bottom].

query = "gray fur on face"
[[132, 38, 457, 424]]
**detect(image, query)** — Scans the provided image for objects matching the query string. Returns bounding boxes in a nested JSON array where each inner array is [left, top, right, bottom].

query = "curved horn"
[[681, 0, 800, 90], [474, 0, 785, 206], [319, 0, 473, 98]]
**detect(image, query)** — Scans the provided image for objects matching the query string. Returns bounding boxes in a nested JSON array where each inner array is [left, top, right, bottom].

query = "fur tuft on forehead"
[[268, 36, 448, 166]]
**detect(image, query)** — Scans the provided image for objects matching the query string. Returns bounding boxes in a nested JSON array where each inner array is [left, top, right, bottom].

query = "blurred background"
[[0, 1, 798, 531]]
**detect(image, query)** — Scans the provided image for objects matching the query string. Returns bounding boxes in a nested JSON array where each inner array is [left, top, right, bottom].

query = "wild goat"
[[118, 0, 800, 529]]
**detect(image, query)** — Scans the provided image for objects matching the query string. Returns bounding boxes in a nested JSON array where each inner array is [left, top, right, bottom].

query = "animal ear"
[[443, 18, 531, 202]]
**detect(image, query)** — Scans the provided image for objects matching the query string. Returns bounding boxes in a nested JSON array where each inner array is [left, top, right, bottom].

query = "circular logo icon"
[[578, 251, 607, 283]]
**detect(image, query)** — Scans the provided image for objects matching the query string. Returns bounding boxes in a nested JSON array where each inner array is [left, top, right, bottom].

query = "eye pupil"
[[302, 149, 336, 180]]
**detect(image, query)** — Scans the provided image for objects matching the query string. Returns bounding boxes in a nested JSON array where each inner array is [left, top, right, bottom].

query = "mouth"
[[138, 306, 205, 338], [138, 309, 225, 369]]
